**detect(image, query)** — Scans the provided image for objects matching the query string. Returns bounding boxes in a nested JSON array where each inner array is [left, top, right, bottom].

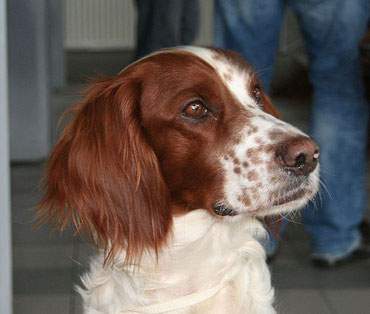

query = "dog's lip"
[[212, 189, 308, 216], [212, 204, 238, 216], [271, 188, 308, 206], [212, 182, 315, 216]]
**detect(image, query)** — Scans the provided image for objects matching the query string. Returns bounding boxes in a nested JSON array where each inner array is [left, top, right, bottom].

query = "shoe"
[[266, 253, 276, 265], [312, 220, 370, 268]]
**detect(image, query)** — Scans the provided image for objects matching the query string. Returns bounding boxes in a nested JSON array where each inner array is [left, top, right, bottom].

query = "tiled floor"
[[11, 52, 370, 314]]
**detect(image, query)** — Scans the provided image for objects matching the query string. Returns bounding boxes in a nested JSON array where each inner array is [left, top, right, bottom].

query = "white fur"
[[76, 47, 319, 313], [79, 210, 275, 313], [180, 46, 256, 108]]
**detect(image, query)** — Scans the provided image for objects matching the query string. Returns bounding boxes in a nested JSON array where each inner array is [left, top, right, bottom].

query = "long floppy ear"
[[36, 75, 172, 263]]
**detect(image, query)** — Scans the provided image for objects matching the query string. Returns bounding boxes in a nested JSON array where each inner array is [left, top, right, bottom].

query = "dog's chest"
[[80, 211, 276, 313]]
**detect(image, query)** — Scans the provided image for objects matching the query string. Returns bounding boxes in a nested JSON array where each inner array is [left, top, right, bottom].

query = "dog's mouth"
[[212, 203, 238, 217], [212, 189, 308, 217], [213, 182, 318, 218], [271, 188, 309, 207]]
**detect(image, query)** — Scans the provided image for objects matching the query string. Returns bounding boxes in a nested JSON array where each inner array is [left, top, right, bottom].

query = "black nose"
[[275, 137, 320, 176]]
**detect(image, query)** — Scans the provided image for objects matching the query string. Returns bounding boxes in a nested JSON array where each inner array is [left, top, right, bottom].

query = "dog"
[[36, 47, 320, 313]]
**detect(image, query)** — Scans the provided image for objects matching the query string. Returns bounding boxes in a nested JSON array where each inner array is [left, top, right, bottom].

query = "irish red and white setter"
[[36, 47, 319, 313]]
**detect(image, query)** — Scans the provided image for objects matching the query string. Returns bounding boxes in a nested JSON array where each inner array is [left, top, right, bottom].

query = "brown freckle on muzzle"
[[232, 137, 241, 145], [246, 148, 262, 165], [247, 126, 259, 135], [267, 162, 276, 173], [248, 186, 260, 200], [246, 148, 255, 157], [234, 167, 241, 174], [228, 150, 236, 159], [263, 145, 274, 153], [238, 194, 251, 207], [252, 156, 262, 165], [269, 130, 285, 141], [270, 176, 279, 183], [254, 137, 264, 144], [250, 186, 257, 193], [246, 170, 258, 181], [242, 161, 249, 168]]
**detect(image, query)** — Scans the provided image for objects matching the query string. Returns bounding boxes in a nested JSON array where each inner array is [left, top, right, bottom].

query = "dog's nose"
[[276, 137, 320, 176]]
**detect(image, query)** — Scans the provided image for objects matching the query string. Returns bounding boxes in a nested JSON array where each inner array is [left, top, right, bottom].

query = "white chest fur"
[[78, 210, 276, 313]]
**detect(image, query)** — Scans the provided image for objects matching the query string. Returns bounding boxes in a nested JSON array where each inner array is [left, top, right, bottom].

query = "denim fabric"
[[135, 0, 200, 59], [215, 0, 370, 258], [214, 0, 285, 90]]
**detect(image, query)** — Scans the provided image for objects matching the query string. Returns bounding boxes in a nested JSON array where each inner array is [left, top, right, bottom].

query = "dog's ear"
[[36, 75, 171, 263]]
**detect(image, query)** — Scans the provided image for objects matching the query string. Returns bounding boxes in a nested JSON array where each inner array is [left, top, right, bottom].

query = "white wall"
[[65, 0, 213, 50], [0, 0, 12, 312]]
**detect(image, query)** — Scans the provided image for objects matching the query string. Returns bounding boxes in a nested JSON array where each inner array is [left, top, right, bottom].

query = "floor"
[[12, 51, 370, 314]]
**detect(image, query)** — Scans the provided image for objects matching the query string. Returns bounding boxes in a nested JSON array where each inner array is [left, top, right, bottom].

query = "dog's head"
[[36, 47, 319, 262]]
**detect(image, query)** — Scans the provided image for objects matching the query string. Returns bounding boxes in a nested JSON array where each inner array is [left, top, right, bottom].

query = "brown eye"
[[183, 101, 208, 119], [253, 85, 262, 104]]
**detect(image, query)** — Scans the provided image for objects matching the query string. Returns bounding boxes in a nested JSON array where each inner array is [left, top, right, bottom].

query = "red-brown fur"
[[36, 51, 282, 263], [36, 75, 171, 263]]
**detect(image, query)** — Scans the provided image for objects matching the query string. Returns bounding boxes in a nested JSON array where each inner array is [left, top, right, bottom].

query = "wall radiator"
[[65, 0, 213, 50]]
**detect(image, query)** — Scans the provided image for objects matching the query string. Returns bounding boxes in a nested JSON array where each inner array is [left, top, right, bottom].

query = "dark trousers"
[[135, 0, 200, 59]]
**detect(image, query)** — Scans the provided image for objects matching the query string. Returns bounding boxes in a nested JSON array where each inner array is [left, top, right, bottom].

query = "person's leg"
[[289, 0, 370, 260], [181, 0, 200, 45], [135, 0, 183, 59], [214, 0, 286, 90]]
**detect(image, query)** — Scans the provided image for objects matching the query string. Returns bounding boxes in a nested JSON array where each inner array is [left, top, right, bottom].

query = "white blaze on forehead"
[[120, 46, 256, 109], [177, 46, 256, 108]]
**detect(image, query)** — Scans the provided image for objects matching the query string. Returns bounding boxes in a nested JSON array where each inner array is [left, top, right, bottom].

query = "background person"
[[215, 0, 370, 267]]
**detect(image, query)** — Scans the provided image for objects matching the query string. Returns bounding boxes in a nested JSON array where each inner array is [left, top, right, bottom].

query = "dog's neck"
[[79, 210, 275, 313]]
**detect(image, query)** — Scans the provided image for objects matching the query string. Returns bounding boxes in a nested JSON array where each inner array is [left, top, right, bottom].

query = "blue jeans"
[[135, 0, 200, 59], [215, 0, 370, 259]]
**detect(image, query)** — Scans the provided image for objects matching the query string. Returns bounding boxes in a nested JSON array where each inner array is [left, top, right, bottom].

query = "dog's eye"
[[253, 85, 262, 104], [183, 101, 208, 119]]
